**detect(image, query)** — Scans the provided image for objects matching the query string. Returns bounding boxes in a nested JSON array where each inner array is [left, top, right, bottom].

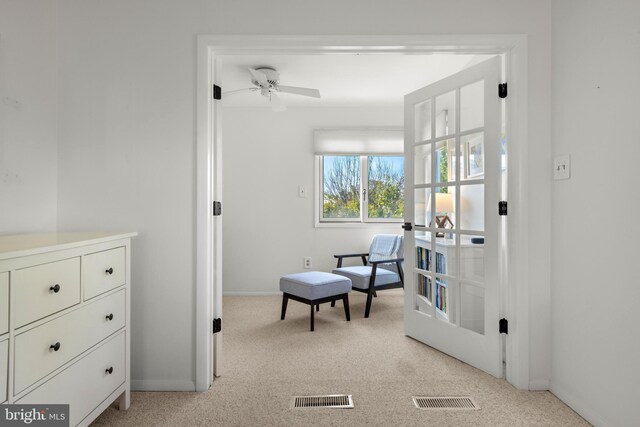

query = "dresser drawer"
[[0, 340, 7, 403], [0, 273, 8, 335], [84, 247, 126, 300], [14, 289, 125, 394], [13, 258, 81, 328], [17, 331, 125, 426]]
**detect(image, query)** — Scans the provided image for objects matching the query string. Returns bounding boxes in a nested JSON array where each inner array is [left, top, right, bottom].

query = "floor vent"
[[412, 396, 480, 410], [292, 394, 354, 409]]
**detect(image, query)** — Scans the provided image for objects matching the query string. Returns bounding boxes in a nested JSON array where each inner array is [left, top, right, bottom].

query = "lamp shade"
[[427, 192, 454, 214]]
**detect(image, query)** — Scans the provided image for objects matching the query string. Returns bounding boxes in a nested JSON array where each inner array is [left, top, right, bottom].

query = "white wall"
[[222, 106, 402, 294], [550, 1, 640, 426], [0, 0, 58, 233], [47, 0, 551, 391]]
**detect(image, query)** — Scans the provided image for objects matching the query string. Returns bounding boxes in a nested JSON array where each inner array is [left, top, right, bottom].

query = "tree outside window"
[[322, 155, 404, 222]]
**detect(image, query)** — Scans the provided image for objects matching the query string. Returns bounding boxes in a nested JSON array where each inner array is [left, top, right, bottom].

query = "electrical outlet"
[[554, 155, 571, 180], [298, 185, 306, 198], [304, 257, 312, 269]]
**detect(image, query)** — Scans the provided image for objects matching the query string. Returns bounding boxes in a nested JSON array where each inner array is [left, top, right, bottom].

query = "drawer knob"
[[105, 267, 114, 275], [106, 367, 114, 375], [50, 284, 61, 293], [50, 342, 61, 352], [106, 313, 114, 321]]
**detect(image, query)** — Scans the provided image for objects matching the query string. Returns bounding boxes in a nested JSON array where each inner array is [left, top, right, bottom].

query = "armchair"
[[332, 234, 404, 318]]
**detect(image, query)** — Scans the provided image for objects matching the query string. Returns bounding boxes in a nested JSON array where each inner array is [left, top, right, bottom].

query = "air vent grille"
[[292, 394, 354, 409], [412, 396, 479, 410]]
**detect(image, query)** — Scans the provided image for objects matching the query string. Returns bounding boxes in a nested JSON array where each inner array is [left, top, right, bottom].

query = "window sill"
[[315, 221, 403, 229]]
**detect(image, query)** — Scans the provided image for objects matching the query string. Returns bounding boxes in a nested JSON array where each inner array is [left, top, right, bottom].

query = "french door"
[[403, 56, 504, 377]]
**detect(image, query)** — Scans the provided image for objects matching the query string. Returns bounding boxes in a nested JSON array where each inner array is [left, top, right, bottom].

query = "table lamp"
[[427, 192, 454, 237]]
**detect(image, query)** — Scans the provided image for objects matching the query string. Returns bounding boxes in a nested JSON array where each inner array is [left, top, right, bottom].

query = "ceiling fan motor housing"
[[253, 67, 280, 87]]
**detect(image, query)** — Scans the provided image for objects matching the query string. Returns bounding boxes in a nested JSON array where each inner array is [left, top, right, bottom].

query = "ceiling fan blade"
[[248, 68, 269, 87], [222, 88, 259, 96], [277, 85, 321, 98], [269, 92, 287, 112]]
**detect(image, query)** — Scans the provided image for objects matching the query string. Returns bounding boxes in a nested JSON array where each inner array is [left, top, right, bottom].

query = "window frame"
[[316, 154, 405, 226]]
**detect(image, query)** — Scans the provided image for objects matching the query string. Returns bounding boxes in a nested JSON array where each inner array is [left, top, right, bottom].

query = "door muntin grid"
[[412, 80, 486, 334]]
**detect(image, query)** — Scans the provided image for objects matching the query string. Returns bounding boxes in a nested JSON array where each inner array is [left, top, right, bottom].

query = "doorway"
[[195, 35, 530, 392]]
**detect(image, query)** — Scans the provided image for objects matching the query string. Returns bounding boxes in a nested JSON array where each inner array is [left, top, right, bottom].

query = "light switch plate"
[[554, 155, 571, 180], [298, 185, 306, 198]]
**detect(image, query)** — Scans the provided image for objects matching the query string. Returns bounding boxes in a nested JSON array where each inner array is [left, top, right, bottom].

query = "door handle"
[[402, 222, 413, 231]]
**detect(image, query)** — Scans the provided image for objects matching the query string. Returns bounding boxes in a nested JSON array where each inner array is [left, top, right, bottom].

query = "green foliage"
[[323, 156, 405, 220], [323, 156, 360, 218], [367, 157, 404, 218], [437, 146, 448, 193]]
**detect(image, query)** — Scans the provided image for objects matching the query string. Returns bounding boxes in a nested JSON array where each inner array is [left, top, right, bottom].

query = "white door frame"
[[195, 34, 531, 391]]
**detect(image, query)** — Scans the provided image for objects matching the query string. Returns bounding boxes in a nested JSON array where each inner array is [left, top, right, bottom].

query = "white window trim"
[[315, 154, 405, 228]]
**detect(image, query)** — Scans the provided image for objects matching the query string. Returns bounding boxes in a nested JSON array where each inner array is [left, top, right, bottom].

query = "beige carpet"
[[93, 290, 589, 426]]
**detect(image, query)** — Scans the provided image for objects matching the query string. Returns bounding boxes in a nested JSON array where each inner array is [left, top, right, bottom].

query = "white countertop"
[[0, 232, 138, 260], [416, 235, 484, 248]]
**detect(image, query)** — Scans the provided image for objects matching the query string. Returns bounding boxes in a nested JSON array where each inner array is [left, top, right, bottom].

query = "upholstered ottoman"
[[279, 271, 352, 331]]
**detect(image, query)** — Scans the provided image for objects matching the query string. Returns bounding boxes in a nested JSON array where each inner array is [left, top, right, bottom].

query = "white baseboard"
[[131, 379, 196, 391], [550, 383, 607, 427], [528, 378, 550, 390], [223, 291, 280, 296]]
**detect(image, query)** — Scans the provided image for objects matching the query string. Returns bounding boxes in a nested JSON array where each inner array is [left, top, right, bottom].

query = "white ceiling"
[[219, 54, 494, 108]]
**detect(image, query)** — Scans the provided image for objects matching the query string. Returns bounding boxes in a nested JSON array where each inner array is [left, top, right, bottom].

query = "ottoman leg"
[[281, 294, 289, 320], [316, 304, 320, 312], [310, 304, 315, 331], [343, 294, 350, 321], [331, 300, 336, 308]]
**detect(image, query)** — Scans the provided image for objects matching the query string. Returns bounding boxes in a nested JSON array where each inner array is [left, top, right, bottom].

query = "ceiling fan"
[[224, 67, 321, 112]]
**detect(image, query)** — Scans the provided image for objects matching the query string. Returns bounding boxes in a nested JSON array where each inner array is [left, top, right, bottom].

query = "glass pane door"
[[403, 56, 503, 378]]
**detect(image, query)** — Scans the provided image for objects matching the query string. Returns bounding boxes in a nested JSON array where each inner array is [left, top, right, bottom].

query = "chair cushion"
[[332, 266, 400, 290], [368, 234, 404, 273], [280, 271, 352, 300]]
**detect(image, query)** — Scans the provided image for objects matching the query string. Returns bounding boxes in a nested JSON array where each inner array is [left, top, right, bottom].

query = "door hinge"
[[498, 201, 507, 216], [213, 201, 222, 216], [213, 85, 222, 100], [213, 318, 222, 334], [498, 83, 507, 98], [499, 318, 508, 334]]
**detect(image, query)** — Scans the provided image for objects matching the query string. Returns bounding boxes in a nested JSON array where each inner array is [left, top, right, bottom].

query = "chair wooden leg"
[[281, 294, 289, 320], [331, 300, 336, 307], [343, 294, 350, 321], [365, 288, 374, 318], [310, 304, 315, 331], [397, 261, 404, 289], [365, 265, 377, 318]]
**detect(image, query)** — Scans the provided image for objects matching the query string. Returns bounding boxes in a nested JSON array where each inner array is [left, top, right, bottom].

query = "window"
[[314, 129, 405, 225], [320, 155, 405, 223]]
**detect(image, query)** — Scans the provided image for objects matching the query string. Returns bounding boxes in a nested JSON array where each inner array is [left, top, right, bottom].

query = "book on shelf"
[[434, 280, 447, 313], [415, 246, 446, 274], [417, 274, 431, 300], [416, 247, 430, 271]]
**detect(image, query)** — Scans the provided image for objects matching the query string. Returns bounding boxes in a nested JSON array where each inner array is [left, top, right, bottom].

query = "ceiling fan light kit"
[[224, 66, 321, 112]]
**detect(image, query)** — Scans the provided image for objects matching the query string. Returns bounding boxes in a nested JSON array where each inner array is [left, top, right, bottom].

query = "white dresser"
[[0, 232, 136, 426]]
